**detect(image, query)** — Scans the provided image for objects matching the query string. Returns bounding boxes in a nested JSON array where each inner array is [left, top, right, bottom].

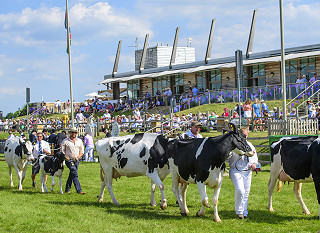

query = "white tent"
[[85, 92, 106, 98]]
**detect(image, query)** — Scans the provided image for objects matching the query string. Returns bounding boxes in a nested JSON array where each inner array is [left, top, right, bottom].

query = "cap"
[[69, 127, 78, 133], [273, 107, 277, 110], [261, 99, 265, 102], [191, 121, 202, 127], [292, 108, 296, 111]]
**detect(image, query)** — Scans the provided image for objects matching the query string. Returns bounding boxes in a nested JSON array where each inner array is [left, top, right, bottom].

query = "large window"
[[173, 74, 184, 96], [285, 58, 316, 83], [285, 60, 298, 83], [209, 69, 221, 90], [152, 76, 170, 96], [242, 64, 265, 87], [127, 80, 140, 99], [196, 71, 207, 91]]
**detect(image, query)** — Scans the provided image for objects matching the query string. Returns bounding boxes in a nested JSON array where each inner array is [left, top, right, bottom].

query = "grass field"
[[0, 160, 319, 232]]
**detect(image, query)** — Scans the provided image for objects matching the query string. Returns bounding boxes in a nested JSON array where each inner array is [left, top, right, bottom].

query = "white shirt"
[[61, 137, 84, 160], [228, 141, 258, 171], [33, 140, 51, 159], [103, 113, 111, 120], [181, 130, 203, 139]]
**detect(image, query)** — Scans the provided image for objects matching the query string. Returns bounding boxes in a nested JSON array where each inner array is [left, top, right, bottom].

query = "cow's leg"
[[313, 176, 320, 219], [101, 165, 119, 205], [180, 183, 189, 214], [146, 172, 167, 210], [293, 182, 310, 215], [50, 176, 55, 192], [196, 182, 209, 217], [21, 165, 27, 185], [171, 170, 186, 216], [58, 175, 63, 195], [13, 166, 23, 191], [212, 181, 223, 222], [41, 171, 48, 193], [267, 171, 280, 212], [150, 180, 157, 206], [97, 165, 106, 202], [8, 165, 14, 187]]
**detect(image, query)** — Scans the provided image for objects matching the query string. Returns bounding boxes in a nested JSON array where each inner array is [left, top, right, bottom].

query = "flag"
[[65, 9, 71, 53]]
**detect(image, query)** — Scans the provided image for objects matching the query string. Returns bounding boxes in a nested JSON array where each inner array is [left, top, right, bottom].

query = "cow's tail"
[[276, 180, 283, 192], [100, 164, 105, 182]]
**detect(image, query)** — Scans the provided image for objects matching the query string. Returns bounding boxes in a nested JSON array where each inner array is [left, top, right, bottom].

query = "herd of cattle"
[[3, 124, 320, 221]]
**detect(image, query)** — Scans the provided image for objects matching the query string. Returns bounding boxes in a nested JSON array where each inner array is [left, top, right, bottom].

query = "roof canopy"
[[100, 48, 320, 85]]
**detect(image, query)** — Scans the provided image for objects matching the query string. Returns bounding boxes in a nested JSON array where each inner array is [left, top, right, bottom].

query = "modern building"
[[101, 43, 320, 100], [134, 46, 195, 71]]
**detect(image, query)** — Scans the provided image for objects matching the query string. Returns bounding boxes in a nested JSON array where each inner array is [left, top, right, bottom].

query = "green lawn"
[[0, 160, 318, 232]]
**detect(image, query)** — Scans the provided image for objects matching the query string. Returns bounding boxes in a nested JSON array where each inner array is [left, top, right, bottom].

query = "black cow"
[[39, 151, 65, 194], [268, 136, 320, 219], [167, 123, 254, 222]]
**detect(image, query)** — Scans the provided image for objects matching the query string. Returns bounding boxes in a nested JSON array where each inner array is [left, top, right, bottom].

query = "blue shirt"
[[252, 103, 262, 117]]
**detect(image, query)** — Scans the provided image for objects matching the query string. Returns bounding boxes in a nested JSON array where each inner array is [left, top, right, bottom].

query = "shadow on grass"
[[218, 209, 317, 223], [47, 199, 318, 222]]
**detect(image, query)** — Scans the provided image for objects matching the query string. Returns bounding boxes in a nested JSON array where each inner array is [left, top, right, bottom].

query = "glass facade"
[[285, 57, 316, 83], [173, 74, 184, 96], [127, 80, 140, 99], [196, 71, 206, 91], [209, 69, 222, 90], [152, 76, 170, 96]]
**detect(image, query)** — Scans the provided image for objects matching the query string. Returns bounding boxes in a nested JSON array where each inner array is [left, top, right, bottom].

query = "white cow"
[[4, 138, 34, 190], [95, 133, 170, 209]]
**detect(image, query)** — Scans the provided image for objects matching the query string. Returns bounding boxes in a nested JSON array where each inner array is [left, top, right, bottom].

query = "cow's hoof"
[[60, 192, 63, 195], [10, 184, 14, 188], [98, 199, 103, 203], [19, 188, 23, 191], [160, 203, 167, 210], [304, 211, 311, 215], [180, 212, 187, 217], [150, 202, 157, 207], [214, 218, 222, 222], [268, 207, 274, 212], [196, 211, 200, 217]]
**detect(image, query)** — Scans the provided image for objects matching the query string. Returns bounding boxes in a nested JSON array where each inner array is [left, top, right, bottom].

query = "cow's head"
[[227, 123, 254, 157], [18, 138, 34, 161], [55, 151, 66, 161]]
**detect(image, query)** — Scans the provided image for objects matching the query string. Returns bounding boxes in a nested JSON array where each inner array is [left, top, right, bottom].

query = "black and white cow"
[[167, 123, 254, 222], [268, 136, 320, 219], [4, 137, 34, 190], [95, 133, 170, 209], [39, 151, 65, 194]]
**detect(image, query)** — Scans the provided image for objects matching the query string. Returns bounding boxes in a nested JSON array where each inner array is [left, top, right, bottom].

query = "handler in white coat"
[[228, 127, 258, 219]]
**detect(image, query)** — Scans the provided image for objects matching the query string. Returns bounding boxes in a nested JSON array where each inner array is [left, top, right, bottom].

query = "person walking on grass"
[[228, 127, 258, 219], [61, 127, 85, 194]]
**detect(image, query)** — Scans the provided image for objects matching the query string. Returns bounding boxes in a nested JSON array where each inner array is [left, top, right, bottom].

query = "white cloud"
[[0, 87, 24, 96], [16, 67, 25, 73], [34, 74, 61, 81]]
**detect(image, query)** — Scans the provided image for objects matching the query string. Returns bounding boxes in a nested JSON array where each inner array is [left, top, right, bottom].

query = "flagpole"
[[66, 0, 74, 128]]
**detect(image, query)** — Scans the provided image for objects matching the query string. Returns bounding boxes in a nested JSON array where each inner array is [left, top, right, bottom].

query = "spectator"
[[42, 129, 49, 142], [181, 121, 203, 139], [102, 109, 111, 121], [61, 127, 85, 194], [289, 108, 297, 117], [261, 100, 270, 115], [192, 86, 199, 97], [103, 128, 111, 138], [48, 129, 57, 144], [309, 73, 317, 85], [6, 130, 14, 140], [243, 99, 252, 126], [84, 132, 94, 162], [222, 108, 229, 117], [29, 129, 37, 145], [252, 98, 262, 131], [75, 110, 85, 123], [133, 107, 140, 117]]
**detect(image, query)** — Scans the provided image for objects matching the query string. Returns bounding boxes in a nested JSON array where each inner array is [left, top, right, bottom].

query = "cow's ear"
[[19, 138, 25, 145], [228, 123, 237, 132], [222, 129, 228, 134]]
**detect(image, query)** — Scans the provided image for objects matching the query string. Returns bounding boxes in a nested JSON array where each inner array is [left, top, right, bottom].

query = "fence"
[[268, 118, 319, 135]]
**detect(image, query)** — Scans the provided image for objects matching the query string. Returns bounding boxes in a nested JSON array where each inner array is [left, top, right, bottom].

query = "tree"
[[5, 112, 13, 119]]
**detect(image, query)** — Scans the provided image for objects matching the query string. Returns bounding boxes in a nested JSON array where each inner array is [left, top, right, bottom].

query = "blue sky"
[[1, 0, 320, 116]]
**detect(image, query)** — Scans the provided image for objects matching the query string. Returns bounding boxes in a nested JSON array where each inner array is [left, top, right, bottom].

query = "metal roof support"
[[246, 9, 258, 59], [205, 19, 216, 64], [112, 40, 122, 77], [139, 34, 149, 73], [169, 27, 180, 69]]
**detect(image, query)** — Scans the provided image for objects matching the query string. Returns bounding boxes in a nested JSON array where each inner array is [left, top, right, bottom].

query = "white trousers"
[[85, 145, 94, 162], [229, 168, 252, 216]]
